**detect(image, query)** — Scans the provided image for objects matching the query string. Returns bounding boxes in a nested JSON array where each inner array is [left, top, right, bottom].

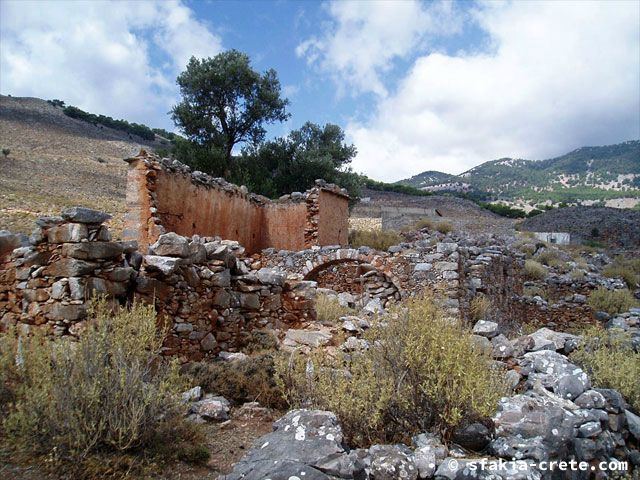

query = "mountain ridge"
[[398, 140, 640, 209]]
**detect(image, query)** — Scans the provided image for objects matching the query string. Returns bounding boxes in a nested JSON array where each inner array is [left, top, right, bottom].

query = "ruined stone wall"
[[0, 209, 316, 362], [124, 152, 350, 254]]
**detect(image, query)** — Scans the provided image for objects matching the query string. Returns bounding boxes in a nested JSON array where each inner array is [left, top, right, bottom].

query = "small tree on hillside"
[[172, 50, 290, 177], [2, 148, 10, 159]]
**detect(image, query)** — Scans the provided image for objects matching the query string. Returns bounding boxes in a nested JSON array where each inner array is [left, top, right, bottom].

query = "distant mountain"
[[398, 141, 640, 208]]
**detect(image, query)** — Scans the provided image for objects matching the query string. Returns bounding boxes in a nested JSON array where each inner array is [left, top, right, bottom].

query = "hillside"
[[519, 206, 640, 248], [0, 95, 167, 236], [399, 141, 640, 208], [353, 187, 515, 235]]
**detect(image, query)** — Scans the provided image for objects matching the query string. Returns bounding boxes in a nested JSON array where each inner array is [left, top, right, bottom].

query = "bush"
[[587, 288, 638, 315], [603, 255, 640, 289], [523, 285, 548, 299], [571, 325, 640, 411], [349, 229, 402, 251], [535, 249, 564, 268], [569, 268, 586, 281], [524, 260, 547, 280], [1, 148, 9, 158], [469, 295, 492, 321], [0, 299, 206, 476], [603, 265, 638, 289], [276, 295, 509, 446], [315, 294, 355, 324], [182, 353, 286, 410], [436, 222, 453, 234], [405, 217, 434, 232]]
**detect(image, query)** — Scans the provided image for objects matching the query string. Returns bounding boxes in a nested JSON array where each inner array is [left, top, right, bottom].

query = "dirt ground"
[[0, 409, 277, 480]]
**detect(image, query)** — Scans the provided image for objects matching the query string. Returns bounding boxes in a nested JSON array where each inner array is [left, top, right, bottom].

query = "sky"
[[1, 0, 639, 182]]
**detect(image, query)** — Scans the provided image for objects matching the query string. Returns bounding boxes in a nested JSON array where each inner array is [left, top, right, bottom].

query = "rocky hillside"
[[353, 187, 515, 235], [0, 95, 167, 236], [399, 140, 640, 208], [519, 206, 640, 248]]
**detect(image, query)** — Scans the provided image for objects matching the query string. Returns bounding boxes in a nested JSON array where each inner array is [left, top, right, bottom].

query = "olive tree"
[[172, 50, 289, 176]]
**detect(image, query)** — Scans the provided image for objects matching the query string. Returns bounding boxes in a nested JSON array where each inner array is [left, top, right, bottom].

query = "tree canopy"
[[237, 122, 359, 198], [171, 50, 290, 171]]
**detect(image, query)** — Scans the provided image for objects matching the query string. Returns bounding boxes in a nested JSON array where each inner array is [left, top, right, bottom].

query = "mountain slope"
[[399, 141, 640, 207], [0, 95, 165, 235]]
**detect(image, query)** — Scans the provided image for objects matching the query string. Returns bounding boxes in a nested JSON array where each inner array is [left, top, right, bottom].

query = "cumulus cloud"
[[341, 1, 640, 180], [0, 0, 222, 128], [296, 0, 461, 97]]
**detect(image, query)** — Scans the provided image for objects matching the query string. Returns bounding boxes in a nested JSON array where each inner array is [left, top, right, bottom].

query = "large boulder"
[[224, 409, 364, 480], [367, 444, 418, 480], [519, 350, 590, 400], [489, 390, 580, 462]]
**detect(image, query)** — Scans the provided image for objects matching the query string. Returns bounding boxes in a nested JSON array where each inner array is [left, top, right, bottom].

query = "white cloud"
[[296, 0, 461, 97], [345, 1, 640, 181], [0, 0, 222, 129]]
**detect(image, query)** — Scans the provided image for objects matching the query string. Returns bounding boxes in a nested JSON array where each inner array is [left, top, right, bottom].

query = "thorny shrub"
[[315, 293, 356, 324], [0, 298, 207, 478], [524, 260, 547, 280], [587, 288, 638, 315], [275, 295, 509, 447], [571, 325, 640, 411]]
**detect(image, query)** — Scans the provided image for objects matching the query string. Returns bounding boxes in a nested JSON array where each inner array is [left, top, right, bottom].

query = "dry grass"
[[349, 229, 402, 251], [182, 353, 286, 410], [524, 260, 547, 280], [315, 294, 355, 324], [435, 221, 453, 234], [469, 295, 492, 321], [571, 325, 640, 411]]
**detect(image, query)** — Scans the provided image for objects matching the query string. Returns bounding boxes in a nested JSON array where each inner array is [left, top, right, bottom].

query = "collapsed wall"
[[124, 151, 349, 253], [0, 209, 317, 361]]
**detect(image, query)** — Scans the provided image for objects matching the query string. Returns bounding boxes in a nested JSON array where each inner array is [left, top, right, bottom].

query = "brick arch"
[[301, 249, 403, 297]]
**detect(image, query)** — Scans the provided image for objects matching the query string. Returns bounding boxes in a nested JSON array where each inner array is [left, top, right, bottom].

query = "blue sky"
[[1, 0, 639, 181]]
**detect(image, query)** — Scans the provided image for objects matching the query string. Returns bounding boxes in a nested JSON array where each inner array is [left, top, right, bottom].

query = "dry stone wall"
[[0, 208, 316, 361]]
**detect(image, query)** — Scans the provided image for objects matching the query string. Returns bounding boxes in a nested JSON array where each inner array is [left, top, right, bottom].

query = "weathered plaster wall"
[[318, 190, 349, 246], [124, 152, 350, 254], [262, 203, 307, 251], [153, 167, 264, 253]]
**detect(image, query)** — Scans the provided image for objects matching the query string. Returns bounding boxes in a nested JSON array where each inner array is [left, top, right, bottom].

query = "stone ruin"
[[124, 150, 350, 253], [0, 151, 621, 361]]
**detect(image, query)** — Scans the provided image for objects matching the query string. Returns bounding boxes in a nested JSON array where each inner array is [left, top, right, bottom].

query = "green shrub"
[[276, 295, 509, 446], [349, 229, 402, 251], [523, 285, 548, 299], [524, 260, 547, 280], [603, 265, 638, 289], [315, 294, 355, 324], [536, 250, 564, 268], [469, 295, 492, 321], [587, 288, 638, 315], [436, 221, 453, 234], [603, 255, 640, 289], [571, 325, 640, 411], [0, 299, 206, 477], [1, 148, 9, 158], [182, 353, 286, 409]]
